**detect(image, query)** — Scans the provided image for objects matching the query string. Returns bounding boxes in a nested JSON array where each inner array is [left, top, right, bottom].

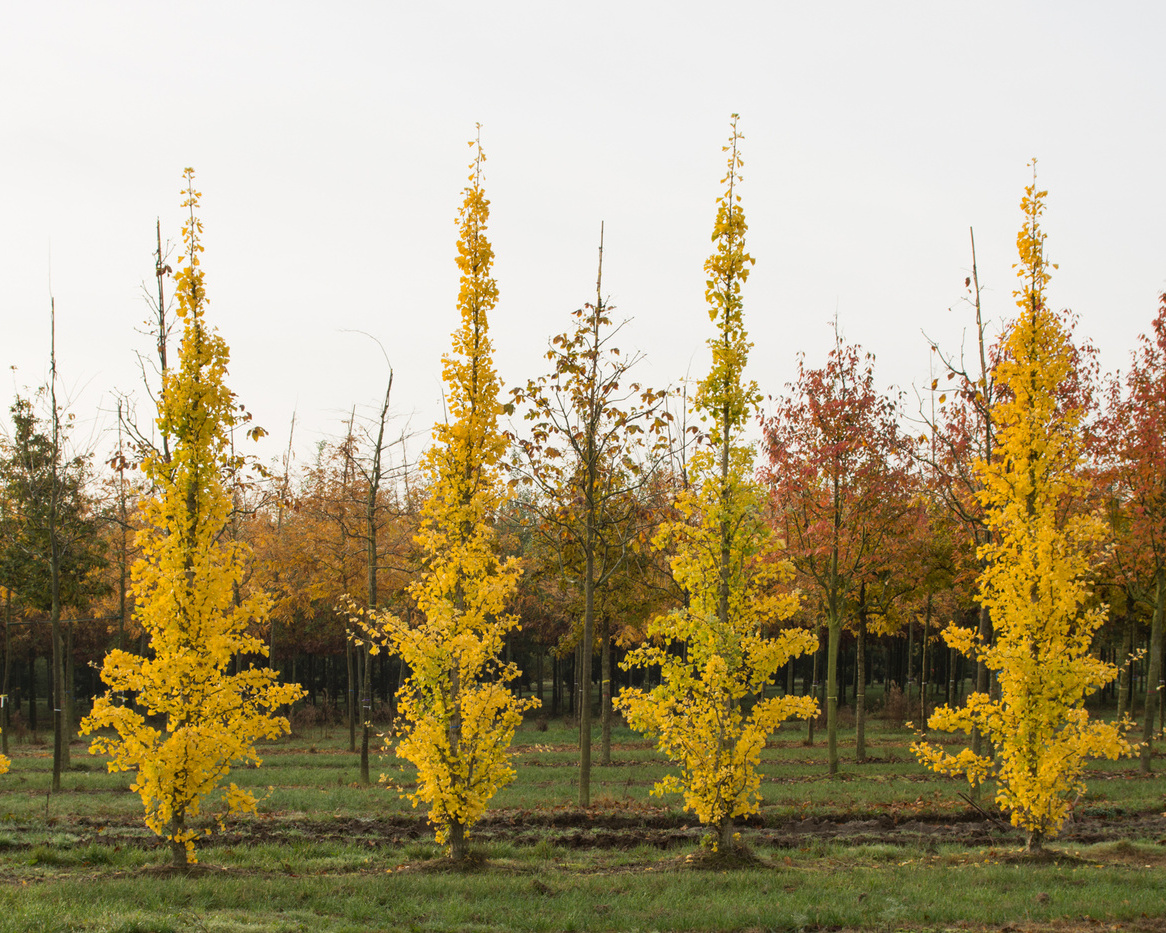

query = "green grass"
[[0, 708, 1164, 931], [1, 854, 1163, 933]]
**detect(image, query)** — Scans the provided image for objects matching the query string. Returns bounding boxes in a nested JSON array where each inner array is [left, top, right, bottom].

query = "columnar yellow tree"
[[913, 164, 1132, 850], [81, 169, 304, 867], [617, 116, 817, 852], [363, 132, 535, 862]]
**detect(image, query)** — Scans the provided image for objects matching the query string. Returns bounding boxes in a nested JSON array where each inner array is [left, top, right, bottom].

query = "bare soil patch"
[[48, 807, 1166, 856]]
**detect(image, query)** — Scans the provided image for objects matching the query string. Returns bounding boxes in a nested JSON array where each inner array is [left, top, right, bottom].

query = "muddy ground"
[[40, 807, 1164, 856]]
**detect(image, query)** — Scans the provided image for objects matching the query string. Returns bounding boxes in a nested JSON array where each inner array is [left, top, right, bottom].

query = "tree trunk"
[[569, 649, 577, 717], [63, 620, 74, 769], [449, 820, 467, 862], [600, 617, 612, 767], [448, 648, 464, 859], [396, 651, 406, 720], [1125, 616, 1136, 714], [1141, 570, 1165, 773], [972, 603, 992, 756], [579, 547, 594, 807], [855, 610, 867, 762], [359, 642, 372, 784], [826, 618, 841, 776], [51, 570, 64, 791], [28, 648, 37, 732], [905, 616, 914, 707], [550, 653, 558, 717], [805, 623, 821, 746], [1, 590, 10, 757], [170, 808, 189, 868], [346, 638, 356, 752], [947, 645, 958, 707], [718, 817, 734, 852], [920, 594, 932, 728]]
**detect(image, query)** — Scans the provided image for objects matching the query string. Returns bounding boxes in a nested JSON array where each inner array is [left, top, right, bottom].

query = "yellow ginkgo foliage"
[[913, 164, 1132, 850], [359, 132, 536, 861], [617, 116, 817, 852], [81, 170, 304, 867]]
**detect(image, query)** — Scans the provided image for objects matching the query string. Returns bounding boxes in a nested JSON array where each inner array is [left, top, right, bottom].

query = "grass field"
[[1, 707, 1164, 932]]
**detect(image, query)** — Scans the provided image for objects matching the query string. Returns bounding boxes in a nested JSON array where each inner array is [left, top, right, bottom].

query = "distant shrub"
[[882, 683, 910, 728]]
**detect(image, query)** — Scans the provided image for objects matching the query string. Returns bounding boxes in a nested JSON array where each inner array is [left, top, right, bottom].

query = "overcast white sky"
[[3, 2, 1164, 472]]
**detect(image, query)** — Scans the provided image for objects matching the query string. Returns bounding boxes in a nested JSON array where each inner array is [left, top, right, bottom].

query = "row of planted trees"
[[1, 121, 1164, 861]]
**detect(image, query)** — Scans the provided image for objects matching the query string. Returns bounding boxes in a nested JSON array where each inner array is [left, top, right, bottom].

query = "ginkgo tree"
[[357, 132, 536, 862], [617, 116, 817, 853], [81, 170, 304, 867], [913, 165, 1132, 850]]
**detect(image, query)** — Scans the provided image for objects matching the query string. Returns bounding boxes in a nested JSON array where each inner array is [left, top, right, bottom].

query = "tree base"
[[686, 838, 763, 870]]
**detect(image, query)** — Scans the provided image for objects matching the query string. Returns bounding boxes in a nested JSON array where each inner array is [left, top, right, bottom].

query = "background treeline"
[[2, 221, 1164, 778]]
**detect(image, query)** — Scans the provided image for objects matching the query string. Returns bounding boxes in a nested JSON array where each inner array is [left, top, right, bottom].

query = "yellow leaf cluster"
[[619, 448, 817, 843], [359, 135, 536, 856], [618, 118, 816, 849], [913, 167, 1132, 848], [696, 114, 759, 448], [80, 170, 304, 864]]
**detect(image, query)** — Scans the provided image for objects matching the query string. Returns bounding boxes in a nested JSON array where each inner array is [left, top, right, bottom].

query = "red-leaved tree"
[[1096, 292, 1166, 770], [763, 330, 916, 775]]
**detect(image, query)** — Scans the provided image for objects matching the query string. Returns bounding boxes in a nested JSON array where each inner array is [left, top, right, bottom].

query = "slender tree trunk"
[[579, 545, 594, 807], [806, 623, 821, 746], [1141, 570, 1165, 773], [28, 647, 37, 732], [344, 641, 354, 750], [1117, 615, 1133, 721], [449, 645, 467, 861], [551, 653, 559, 717], [971, 226, 994, 753], [920, 594, 932, 728], [1, 589, 10, 757], [855, 608, 867, 762], [906, 616, 914, 707], [51, 566, 64, 791], [948, 645, 959, 707], [48, 297, 66, 791], [826, 616, 841, 776], [841, 642, 849, 709], [359, 642, 372, 784], [600, 616, 612, 767], [170, 807, 189, 868], [394, 653, 406, 720], [63, 621, 74, 769], [360, 373, 391, 784], [972, 604, 992, 756], [1126, 624, 1136, 713]]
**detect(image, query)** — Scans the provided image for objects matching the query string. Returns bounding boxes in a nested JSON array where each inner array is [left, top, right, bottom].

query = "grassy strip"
[[1, 842, 1164, 933], [2, 716, 1164, 930]]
